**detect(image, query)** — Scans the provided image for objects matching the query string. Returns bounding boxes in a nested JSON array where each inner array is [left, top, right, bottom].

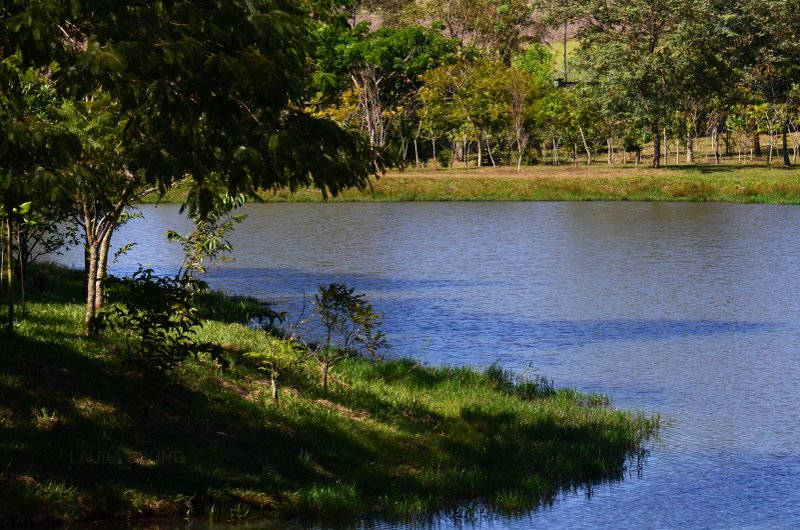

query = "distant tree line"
[[312, 0, 800, 170]]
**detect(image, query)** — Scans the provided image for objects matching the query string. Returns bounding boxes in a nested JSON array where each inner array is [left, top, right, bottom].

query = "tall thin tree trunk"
[[414, 139, 419, 168], [85, 242, 99, 334], [271, 375, 279, 405], [321, 361, 329, 392], [579, 127, 592, 165], [17, 231, 25, 319], [5, 213, 13, 337], [607, 138, 613, 164], [768, 130, 774, 165], [95, 229, 113, 311], [754, 134, 762, 157], [782, 120, 792, 167], [477, 136, 483, 167], [713, 126, 721, 164], [431, 139, 437, 170], [486, 141, 496, 167], [686, 130, 694, 162], [652, 122, 661, 168]]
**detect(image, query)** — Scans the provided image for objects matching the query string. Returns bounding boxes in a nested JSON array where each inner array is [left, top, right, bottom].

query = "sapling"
[[312, 283, 387, 391], [245, 336, 308, 405]]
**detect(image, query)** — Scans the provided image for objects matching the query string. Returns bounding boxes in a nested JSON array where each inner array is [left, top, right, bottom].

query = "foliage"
[[95, 267, 207, 379], [167, 193, 247, 283], [312, 283, 387, 390], [95, 193, 250, 386], [245, 335, 309, 404]]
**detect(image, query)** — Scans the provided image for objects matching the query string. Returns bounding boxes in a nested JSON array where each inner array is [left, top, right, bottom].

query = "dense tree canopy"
[[0, 0, 386, 333]]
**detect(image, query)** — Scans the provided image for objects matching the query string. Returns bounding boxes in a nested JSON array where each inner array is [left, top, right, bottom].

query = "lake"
[[56, 201, 800, 528]]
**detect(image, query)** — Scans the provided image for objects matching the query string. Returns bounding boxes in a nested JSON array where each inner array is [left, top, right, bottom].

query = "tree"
[[312, 283, 386, 391], [729, 0, 800, 167], [0, 51, 78, 336], [572, 0, 728, 168], [313, 23, 458, 150], [420, 58, 510, 167], [246, 336, 309, 405], [3, 1, 386, 334], [410, 0, 538, 63]]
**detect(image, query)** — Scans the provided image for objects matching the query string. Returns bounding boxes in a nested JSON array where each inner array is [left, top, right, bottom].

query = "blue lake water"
[[56, 201, 800, 528]]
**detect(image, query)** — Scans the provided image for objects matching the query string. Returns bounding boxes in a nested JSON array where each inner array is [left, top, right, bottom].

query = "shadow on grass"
[[0, 265, 657, 527], [660, 163, 798, 174]]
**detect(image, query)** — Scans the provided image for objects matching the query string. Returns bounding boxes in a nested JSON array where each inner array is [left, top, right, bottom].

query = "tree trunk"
[[652, 122, 661, 168], [607, 138, 613, 164], [5, 213, 13, 337], [768, 130, 774, 165], [431, 139, 437, 170], [487, 141, 496, 167], [686, 130, 694, 162], [712, 125, 721, 164], [271, 375, 279, 405], [782, 119, 792, 167], [579, 126, 592, 165], [414, 139, 419, 168], [84, 241, 99, 334], [454, 138, 463, 163], [95, 228, 113, 311], [476, 135, 483, 167], [321, 361, 329, 392], [352, 68, 386, 148], [17, 231, 25, 319], [552, 138, 559, 166], [754, 134, 762, 157]]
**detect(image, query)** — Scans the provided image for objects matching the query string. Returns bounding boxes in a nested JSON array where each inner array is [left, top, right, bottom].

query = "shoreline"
[[0, 264, 659, 527], [146, 164, 800, 204]]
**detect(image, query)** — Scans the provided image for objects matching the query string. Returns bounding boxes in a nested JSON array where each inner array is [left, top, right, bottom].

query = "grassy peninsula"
[[148, 164, 800, 204], [0, 264, 658, 527]]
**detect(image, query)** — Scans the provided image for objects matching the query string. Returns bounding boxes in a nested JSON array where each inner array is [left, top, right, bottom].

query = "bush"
[[436, 148, 452, 168], [95, 267, 215, 384]]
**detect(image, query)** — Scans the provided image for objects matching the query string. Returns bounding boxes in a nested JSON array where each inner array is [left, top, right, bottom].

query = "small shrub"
[[97, 267, 206, 377], [245, 336, 309, 405], [436, 148, 452, 168], [312, 283, 388, 391]]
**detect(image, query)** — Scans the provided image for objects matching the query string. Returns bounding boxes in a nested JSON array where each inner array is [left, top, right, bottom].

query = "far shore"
[[146, 163, 800, 204]]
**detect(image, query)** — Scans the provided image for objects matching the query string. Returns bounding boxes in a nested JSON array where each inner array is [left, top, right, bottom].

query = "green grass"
[[144, 163, 800, 205], [0, 264, 659, 526]]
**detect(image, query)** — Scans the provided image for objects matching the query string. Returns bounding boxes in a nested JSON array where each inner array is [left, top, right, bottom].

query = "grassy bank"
[[146, 164, 800, 204], [0, 264, 658, 527]]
